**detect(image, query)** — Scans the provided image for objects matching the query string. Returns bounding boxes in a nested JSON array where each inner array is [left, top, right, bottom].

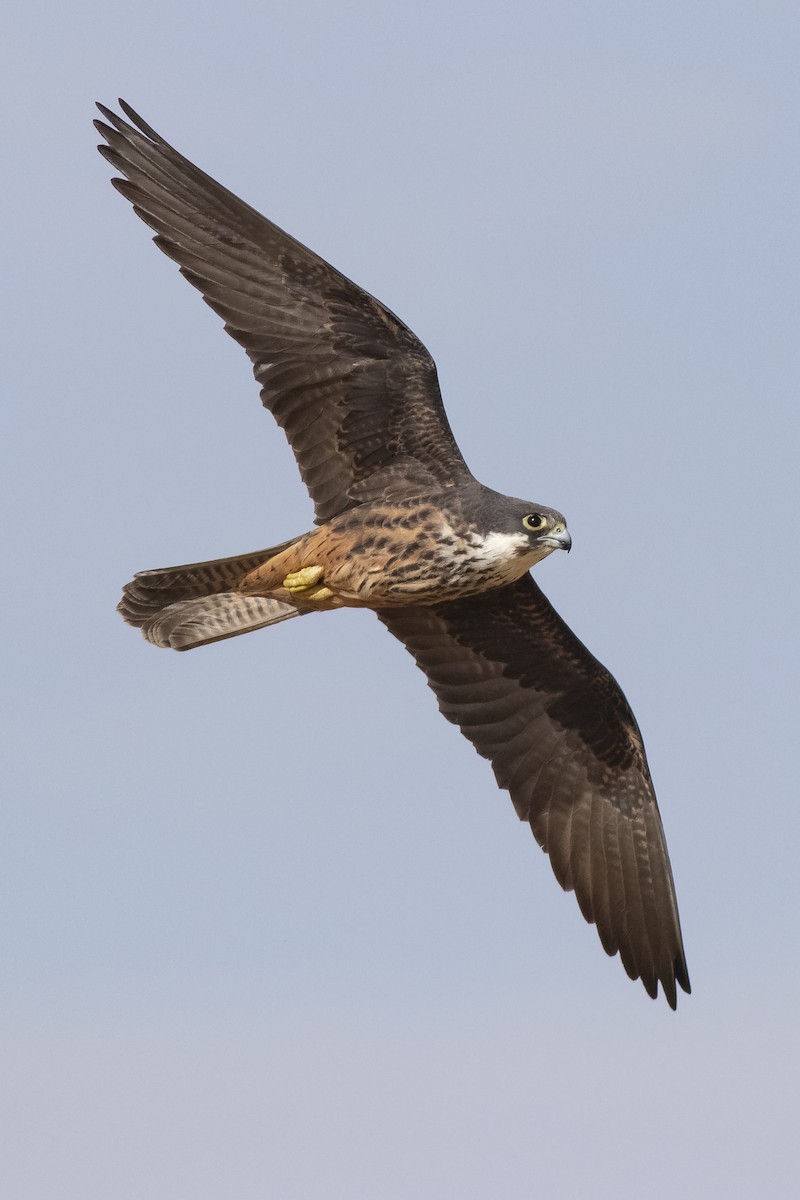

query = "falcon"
[[96, 100, 690, 1008]]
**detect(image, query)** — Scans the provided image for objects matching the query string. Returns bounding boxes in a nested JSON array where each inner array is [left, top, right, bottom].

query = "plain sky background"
[[2, 2, 798, 1197]]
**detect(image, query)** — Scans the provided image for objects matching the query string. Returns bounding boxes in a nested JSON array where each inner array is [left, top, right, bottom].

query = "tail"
[[118, 537, 307, 651]]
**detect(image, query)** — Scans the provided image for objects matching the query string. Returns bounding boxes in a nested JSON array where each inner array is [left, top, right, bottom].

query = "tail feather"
[[144, 592, 301, 650], [118, 536, 307, 651], [118, 538, 302, 626]]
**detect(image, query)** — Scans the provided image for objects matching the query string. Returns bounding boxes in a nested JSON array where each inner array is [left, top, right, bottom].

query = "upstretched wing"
[[95, 101, 473, 523], [379, 574, 690, 1008]]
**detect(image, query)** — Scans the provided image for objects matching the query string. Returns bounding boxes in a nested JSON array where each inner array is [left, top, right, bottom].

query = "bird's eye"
[[523, 513, 545, 531]]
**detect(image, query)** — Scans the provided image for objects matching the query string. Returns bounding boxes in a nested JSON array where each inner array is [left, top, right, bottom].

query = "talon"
[[283, 564, 328, 599]]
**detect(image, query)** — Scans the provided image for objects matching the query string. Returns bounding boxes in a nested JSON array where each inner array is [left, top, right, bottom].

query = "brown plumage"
[[379, 579, 689, 1005], [98, 100, 690, 1007]]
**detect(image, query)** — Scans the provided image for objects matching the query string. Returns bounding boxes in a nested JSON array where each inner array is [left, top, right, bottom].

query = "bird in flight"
[[96, 100, 690, 1008]]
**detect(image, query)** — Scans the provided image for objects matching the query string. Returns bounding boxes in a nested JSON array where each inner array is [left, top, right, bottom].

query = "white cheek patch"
[[427, 523, 539, 596], [466, 530, 529, 561]]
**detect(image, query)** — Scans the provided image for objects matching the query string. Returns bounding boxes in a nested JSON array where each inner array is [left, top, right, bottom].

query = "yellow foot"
[[283, 565, 334, 603]]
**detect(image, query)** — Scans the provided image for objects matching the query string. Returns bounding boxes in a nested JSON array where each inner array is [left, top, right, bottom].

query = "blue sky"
[[2, 2, 798, 1196]]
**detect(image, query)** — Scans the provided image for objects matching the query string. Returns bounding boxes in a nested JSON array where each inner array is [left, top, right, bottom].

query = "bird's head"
[[467, 491, 571, 573], [517, 503, 571, 555], [490, 497, 572, 566]]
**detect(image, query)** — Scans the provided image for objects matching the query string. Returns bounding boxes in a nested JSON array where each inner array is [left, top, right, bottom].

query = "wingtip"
[[95, 99, 157, 141], [659, 953, 691, 1010], [117, 98, 138, 124], [94, 99, 133, 117]]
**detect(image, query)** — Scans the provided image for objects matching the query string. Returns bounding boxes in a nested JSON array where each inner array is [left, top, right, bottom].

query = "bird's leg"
[[282, 564, 334, 602]]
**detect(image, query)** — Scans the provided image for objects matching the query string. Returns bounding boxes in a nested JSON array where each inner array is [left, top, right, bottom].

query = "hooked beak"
[[539, 527, 572, 553]]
